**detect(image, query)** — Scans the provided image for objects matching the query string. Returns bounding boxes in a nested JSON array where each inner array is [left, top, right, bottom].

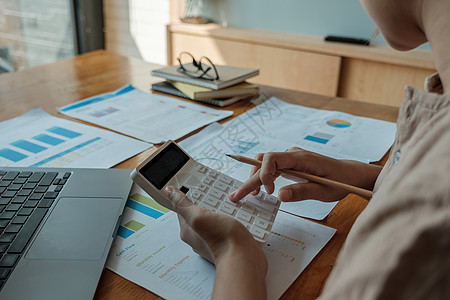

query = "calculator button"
[[224, 198, 238, 206], [237, 210, 252, 223], [241, 202, 256, 214], [197, 183, 208, 192], [220, 203, 235, 215], [213, 181, 228, 192], [196, 165, 207, 173], [190, 190, 202, 200], [198, 202, 216, 211], [207, 170, 219, 178], [208, 187, 224, 200], [254, 217, 270, 230], [203, 196, 219, 208], [233, 181, 242, 188], [255, 191, 265, 199], [257, 209, 273, 221], [250, 226, 267, 240], [202, 176, 214, 185], [218, 175, 233, 185], [245, 196, 277, 213], [263, 194, 279, 205]]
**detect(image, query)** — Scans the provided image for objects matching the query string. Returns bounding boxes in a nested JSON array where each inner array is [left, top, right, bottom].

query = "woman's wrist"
[[215, 240, 268, 273], [212, 241, 268, 300], [335, 159, 381, 191]]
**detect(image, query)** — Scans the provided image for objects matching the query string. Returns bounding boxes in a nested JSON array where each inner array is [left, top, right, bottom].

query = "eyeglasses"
[[177, 51, 219, 81]]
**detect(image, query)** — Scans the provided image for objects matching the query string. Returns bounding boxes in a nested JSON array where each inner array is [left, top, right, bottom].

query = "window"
[[0, 0, 77, 71]]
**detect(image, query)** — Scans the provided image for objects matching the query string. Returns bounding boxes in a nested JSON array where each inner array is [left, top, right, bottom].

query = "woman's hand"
[[164, 186, 268, 299], [229, 147, 381, 203]]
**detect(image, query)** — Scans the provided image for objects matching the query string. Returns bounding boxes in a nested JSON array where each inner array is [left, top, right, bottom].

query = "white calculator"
[[131, 140, 280, 242]]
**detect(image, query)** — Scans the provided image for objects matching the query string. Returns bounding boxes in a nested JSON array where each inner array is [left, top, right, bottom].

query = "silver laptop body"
[[0, 167, 132, 300]]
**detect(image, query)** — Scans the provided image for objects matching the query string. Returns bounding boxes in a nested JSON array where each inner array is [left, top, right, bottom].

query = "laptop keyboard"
[[0, 170, 71, 290]]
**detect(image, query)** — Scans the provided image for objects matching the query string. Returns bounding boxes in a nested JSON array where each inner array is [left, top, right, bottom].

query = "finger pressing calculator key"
[[131, 140, 281, 243]]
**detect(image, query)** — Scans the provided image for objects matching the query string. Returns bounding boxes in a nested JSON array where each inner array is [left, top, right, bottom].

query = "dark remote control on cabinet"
[[324, 35, 370, 46]]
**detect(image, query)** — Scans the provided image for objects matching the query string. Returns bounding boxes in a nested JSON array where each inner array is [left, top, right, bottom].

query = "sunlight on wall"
[[105, 0, 169, 65]]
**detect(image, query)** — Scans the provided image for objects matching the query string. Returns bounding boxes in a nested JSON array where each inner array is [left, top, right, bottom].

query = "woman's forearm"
[[212, 245, 268, 300]]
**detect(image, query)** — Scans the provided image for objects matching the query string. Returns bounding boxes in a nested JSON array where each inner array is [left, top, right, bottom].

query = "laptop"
[[0, 167, 132, 299]]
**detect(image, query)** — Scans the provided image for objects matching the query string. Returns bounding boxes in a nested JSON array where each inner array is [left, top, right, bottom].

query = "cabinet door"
[[170, 33, 341, 97], [339, 58, 435, 106]]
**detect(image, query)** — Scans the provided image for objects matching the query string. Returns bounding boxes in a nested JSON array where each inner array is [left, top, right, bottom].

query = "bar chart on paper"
[[107, 196, 216, 300], [0, 126, 79, 162], [117, 220, 146, 239], [0, 108, 150, 168], [107, 203, 336, 300], [304, 132, 335, 144], [116, 190, 171, 239], [0, 124, 105, 167]]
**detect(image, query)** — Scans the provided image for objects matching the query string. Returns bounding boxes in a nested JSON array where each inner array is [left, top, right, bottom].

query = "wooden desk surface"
[[0, 50, 399, 299]]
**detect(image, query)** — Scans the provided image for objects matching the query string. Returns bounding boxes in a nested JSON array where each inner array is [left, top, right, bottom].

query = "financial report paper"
[[179, 97, 396, 219], [106, 185, 336, 300], [0, 108, 150, 168], [58, 84, 234, 144]]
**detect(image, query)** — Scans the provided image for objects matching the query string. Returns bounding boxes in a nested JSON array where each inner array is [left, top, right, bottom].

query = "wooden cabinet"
[[167, 23, 435, 107]]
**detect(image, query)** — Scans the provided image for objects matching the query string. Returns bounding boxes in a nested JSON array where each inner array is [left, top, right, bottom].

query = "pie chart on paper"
[[326, 119, 351, 128]]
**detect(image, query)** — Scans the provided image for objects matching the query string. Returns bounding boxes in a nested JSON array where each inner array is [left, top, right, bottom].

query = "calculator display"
[[140, 143, 189, 190]]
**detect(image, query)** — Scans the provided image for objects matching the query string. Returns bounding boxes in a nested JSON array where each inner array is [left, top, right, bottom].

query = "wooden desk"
[[0, 50, 399, 299]]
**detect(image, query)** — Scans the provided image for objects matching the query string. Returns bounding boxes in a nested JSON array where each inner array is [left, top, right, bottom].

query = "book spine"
[[194, 99, 227, 107], [151, 83, 190, 99], [151, 71, 217, 90], [194, 97, 242, 107]]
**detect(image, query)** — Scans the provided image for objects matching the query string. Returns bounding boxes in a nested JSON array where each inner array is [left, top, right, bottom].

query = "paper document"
[[227, 97, 396, 163], [58, 84, 234, 144], [106, 185, 336, 300], [0, 108, 150, 168], [179, 97, 396, 219], [179, 122, 338, 220]]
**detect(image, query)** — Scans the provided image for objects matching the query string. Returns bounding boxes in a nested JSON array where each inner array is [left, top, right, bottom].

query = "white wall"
[[203, 0, 430, 51], [104, 0, 170, 64]]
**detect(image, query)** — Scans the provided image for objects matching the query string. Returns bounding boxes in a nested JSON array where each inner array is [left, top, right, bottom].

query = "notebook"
[[151, 81, 248, 107], [152, 64, 259, 90], [168, 80, 259, 100], [0, 167, 132, 300]]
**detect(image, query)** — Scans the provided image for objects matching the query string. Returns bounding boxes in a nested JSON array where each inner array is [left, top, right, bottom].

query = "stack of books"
[[151, 64, 260, 107]]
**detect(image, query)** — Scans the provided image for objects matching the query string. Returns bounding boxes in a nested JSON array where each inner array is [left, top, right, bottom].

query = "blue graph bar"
[[47, 126, 82, 139], [0, 148, 28, 162], [33, 134, 64, 146], [304, 135, 329, 144], [11, 140, 47, 153], [30, 137, 101, 167], [126, 199, 164, 219], [60, 84, 135, 112], [117, 226, 134, 239]]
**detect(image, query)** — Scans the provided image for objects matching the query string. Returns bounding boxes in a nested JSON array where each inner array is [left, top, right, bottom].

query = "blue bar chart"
[[33, 134, 65, 146], [0, 126, 84, 164], [0, 148, 28, 162], [10, 139, 47, 153], [304, 132, 334, 144], [117, 220, 146, 239], [47, 126, 82, 138], [0, 107, 150, 169], [116, 193, 171, 239]]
